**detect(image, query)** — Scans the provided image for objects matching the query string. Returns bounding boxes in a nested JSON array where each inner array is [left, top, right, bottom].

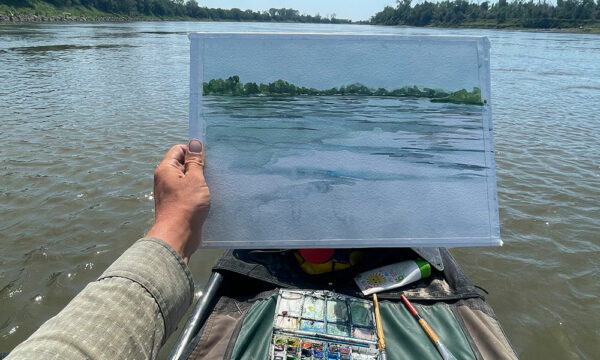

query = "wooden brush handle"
[[373, 294, 386, 350], [418, 318, 440, 342]]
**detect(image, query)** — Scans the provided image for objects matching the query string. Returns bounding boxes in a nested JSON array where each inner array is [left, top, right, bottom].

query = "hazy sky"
[[197, 34, 481, 91], [200, 0, 397, 21]]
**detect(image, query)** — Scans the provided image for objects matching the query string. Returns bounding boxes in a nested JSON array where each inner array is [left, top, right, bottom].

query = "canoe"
[[168, 248, 518, 360]]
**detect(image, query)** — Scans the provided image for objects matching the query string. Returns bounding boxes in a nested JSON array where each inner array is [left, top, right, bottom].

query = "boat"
[[167, 247, 518, 360]]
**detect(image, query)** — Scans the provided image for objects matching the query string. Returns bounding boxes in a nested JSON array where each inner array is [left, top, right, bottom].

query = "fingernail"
[[188, 139, 203, 153]]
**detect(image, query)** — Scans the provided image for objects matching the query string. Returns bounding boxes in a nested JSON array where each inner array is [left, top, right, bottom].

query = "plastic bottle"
[[354, 259, 431, 295]]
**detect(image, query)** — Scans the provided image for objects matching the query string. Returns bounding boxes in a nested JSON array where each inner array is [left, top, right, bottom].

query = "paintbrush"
[[400, 294, 457, 360], [372, 294, 388, 360]]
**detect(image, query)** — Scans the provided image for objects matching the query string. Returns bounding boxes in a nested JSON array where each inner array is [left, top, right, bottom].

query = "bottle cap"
[[415, 259, 431, 279]]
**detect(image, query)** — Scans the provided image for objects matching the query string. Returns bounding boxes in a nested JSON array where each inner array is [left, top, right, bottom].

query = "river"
[[0, 22, 598, 359]]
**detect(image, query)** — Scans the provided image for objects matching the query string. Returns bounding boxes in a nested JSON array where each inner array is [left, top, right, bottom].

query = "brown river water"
[[0, 22, 598, 359]]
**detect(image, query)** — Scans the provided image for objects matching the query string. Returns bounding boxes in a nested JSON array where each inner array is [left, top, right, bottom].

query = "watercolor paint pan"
[[270, 290, 380, 360]]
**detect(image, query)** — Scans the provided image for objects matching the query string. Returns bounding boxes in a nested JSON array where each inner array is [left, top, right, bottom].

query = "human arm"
[[6, 140, 210, 360]]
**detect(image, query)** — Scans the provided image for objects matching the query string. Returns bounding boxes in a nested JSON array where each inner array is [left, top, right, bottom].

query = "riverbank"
[[1, 6, 599, 33], [0, 13, 130, 23], [3, 16, 599, 34], [0, 1, 351, 25], [0, 2, 130, 23], [0, 13, 347, 25], [357, 19, 600, 34], [448, 20, 600, 34], [366, 21, 600, 34]]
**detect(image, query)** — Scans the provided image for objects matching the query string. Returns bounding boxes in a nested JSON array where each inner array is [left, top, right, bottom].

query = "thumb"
[[184, 139, 206, 182]]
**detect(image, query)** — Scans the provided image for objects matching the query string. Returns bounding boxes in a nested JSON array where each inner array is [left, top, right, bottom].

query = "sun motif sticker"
[[367, 273, 385, 286]]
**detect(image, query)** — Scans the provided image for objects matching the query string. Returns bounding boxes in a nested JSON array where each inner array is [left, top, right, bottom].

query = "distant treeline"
[[2, 0, 350, 22], [203, 76, 484, 105], [371, 0, 600, 28]]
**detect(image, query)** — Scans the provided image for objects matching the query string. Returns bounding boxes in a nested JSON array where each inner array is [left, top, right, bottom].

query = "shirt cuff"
[[98, 237, 195, 338]]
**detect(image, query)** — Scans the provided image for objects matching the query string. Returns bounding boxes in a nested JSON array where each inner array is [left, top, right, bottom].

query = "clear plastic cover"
[[189, 33, 500, 248]]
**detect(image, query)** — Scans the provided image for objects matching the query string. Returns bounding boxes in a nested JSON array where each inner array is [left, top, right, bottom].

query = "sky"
[[198, 35, 480, 91], [199, 0, 398, 21]]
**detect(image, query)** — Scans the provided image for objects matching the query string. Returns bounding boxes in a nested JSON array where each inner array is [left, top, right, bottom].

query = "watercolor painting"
[[189, 33, 500, 248]]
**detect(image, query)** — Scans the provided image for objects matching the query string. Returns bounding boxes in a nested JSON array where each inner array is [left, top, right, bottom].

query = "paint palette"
[[270, 290, 380, 360], [270, 335, 379, 360]]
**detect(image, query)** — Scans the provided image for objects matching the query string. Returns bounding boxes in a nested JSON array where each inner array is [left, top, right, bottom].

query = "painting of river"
[[201, 95, 498, 248], [194, 33, 499, 248]]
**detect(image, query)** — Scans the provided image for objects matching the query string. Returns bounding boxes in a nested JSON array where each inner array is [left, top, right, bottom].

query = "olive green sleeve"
[[6, 237, 194, 360]]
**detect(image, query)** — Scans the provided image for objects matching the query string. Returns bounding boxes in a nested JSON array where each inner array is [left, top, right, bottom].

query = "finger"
[[161, 144, 186, 165], [161, 144, 186, 172], [184, 139, 207, 185]]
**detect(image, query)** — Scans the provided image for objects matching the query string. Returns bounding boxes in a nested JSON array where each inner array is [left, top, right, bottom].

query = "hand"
[[147, 140, 210, 263]]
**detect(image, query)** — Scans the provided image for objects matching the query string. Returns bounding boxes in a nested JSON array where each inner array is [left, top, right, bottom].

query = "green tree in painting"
[[243, 82, 260, 95], [202, 76, 485, 105], [431, 87, 484, 104]]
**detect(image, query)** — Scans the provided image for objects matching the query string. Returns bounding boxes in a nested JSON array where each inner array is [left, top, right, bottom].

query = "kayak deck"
[[170, 248, 517, 360]]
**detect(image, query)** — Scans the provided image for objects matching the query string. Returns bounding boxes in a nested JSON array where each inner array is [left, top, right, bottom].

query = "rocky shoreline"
[[0, 13, 129, 24]]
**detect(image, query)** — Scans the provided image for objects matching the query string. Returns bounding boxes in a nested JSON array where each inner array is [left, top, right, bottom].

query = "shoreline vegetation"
[[0, 0, 350, 24], [370, 0, 600, 33], [1, 0, 599, 33], [203, 76, 485, 105]]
